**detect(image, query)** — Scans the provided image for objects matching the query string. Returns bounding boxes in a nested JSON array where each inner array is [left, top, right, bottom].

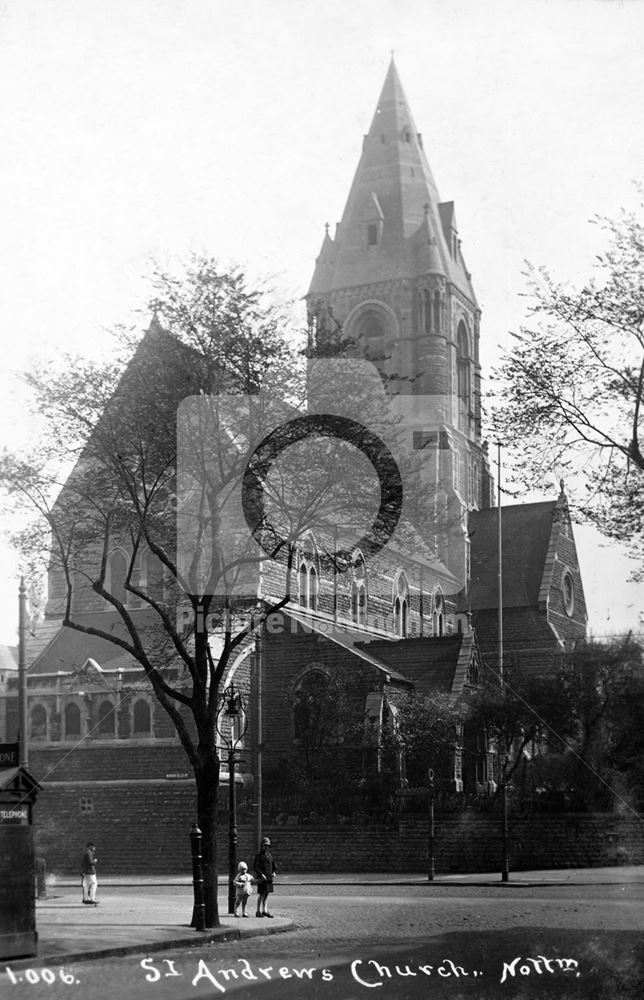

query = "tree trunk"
[[195, 754, 220, 928]]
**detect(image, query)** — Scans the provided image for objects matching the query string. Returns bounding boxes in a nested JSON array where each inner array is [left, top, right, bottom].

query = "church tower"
[[307, 59, 492, 591]]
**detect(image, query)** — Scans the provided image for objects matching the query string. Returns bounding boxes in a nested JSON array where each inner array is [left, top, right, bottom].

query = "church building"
[[0, 60, 587, 873]]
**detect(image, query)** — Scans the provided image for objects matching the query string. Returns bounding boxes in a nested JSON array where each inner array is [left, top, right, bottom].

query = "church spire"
[[309, 58, 475, 302], [306, 59, 491, 584]]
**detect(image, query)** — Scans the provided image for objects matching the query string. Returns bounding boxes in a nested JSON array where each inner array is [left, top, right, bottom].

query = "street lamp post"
[[427, 768, 435, 882], [501, 754, 510, 883], [217, 685, 248, 915]]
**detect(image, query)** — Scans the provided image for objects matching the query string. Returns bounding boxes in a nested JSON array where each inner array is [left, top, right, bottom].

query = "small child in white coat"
[[233, 861, 254, 917]]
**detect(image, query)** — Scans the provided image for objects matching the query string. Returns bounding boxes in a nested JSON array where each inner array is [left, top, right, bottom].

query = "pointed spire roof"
[[309, 58, 476, 302]]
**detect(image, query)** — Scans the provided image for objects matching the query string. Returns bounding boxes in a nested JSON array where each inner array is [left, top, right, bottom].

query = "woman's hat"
[[261, 837, 271, 846], [238, 861, 248, 871]]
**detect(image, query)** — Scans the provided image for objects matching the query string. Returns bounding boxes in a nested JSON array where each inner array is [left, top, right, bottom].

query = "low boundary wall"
[[32, 781, 644, 875]]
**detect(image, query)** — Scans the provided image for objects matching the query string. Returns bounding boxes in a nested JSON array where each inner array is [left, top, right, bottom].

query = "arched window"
[[393, 572, 409, 637], [299, 562, 308, 607], [432, 589, 445, 637], [98, 699, 116, 738], [132, 699, 151, 735], [350, 308, 388, 364], [29, 704, 48, 742], [467, 652, 481, 685], [64, 702, 81, 739], [298, 539, 320, 611], [472, 461, 479, 508], [424, 290, 432, 334], [292, 669, 340, 750], [434, 292, 442, 333], [310, 567, 319, 610], [108, 549, 128, 605], [350, 553, 368, 626], [141, 549, 165, 603], [363, 314, 386, 361], [457, 321, 471, 431]]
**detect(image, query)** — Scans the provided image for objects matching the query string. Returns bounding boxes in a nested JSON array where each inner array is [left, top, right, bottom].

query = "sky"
[[0, 0, 643, 644]]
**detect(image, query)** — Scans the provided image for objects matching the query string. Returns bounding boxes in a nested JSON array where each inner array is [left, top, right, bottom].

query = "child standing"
[[233, 861, 253, 917]]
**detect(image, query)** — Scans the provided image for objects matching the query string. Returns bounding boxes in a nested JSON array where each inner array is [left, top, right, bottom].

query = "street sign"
[[0, 744, 19, 769], [0, 805, 29, 824]]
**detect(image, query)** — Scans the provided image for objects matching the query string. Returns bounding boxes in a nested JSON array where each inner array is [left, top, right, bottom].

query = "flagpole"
[[497, 444, 509, 883]]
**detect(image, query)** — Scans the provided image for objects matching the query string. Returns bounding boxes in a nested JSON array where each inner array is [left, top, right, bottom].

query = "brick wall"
[[262, 815, 644, 874], [28, 744, 190, 783], [261, 622, 383, 759], [32, 790, 644, 876], [32, 779, 248, 875], [545, 520, 587, 644]]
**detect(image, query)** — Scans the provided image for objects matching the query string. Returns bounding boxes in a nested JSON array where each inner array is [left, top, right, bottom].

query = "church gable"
[[468, 501, 557, 611], [356, 632, 482, 696]]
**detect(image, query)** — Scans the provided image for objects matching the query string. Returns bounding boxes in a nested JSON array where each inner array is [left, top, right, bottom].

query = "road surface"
[[3, 882, 644, 999]]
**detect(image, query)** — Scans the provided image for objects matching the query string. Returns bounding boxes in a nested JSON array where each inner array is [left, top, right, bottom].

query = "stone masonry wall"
[[33, 787, 644, 876]]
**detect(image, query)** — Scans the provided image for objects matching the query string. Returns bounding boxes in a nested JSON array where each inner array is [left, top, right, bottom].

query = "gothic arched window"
[[393, 571, 409, 637], [29, 704, 48, 742], [467, 652, 481, 685], [432, 588, 445, 637], [309, 566, 319, 611], [424, 290, 432, 334], [98, 699, 116, 738], [457, 321, 471, 431], [471, 461, 479, 508], [132, 699, 152, 735], [64, 702, 81, 739], [434, 292, 442, 333], [141, 549, 165, 603], [299, 563, 308, 607], [292, 669, 340, 750], [350, 307, 388, 364], [108, 549, 128, 605], [363, 315, 386, 361], [298, 538, 320, 611], [350, 553, 368, 626]]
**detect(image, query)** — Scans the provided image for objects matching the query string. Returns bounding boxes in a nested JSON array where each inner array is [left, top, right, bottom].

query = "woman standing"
[[253, 836, 277, 918]]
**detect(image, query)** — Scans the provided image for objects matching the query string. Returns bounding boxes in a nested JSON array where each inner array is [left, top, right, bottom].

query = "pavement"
[[10, 865, 644, 969]]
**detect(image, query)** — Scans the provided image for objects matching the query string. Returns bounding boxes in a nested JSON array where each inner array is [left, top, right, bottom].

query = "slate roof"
[[27, 611, 158, 675], [355, 633, 478, 695], [0, 765, 41, 796], [467, 500, 558, 610], [0, 645, 18, 672], [284, 608, 413, 685], [27, 618, 64, 664], [472, 606, 565, 673]]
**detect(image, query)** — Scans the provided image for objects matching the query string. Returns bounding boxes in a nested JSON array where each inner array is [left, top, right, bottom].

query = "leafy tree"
[[390, 692, 466, 790], [2, 255, 426, 924], [464, 660, 575, 794], [560, 635, 644, 811], [1, 257, 304, 927], [491, 200, 644, 574]]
